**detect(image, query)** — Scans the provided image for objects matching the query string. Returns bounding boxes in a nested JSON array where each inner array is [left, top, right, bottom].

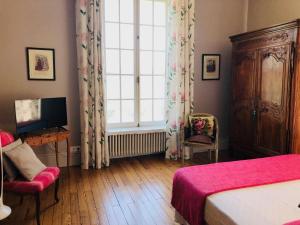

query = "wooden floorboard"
[[2, 151, 232, 225]]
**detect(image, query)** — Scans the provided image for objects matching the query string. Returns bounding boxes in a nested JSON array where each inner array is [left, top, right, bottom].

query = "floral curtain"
[[76, 0, 109, 169], [165, 0, 195, 159]]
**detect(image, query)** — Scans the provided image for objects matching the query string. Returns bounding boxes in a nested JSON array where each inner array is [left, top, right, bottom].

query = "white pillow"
[[4, 143, 46, 181], [2, 138, 22, 181]]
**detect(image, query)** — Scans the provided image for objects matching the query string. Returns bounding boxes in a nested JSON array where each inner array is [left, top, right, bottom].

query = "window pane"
[[120, 24, 134, 49], [153, 99, 164, 121], [106, 76, 120, 99], [121, 50, 134, 74], [140, 0, 153, 25], [140, 26, 153, 50], [154, 1, 166, 26], [121, 76, 134, 99], [153, 52, 165, 75], [106, 49, 119, 74], [105, 0, 119, 22], [105, 23, 119, 48], [154, 27, 166, 50], [121, 100, 134, 122], [120, 0, 134, 23], [140, 100, 152, 121], [153, 76, 165, 98], [107, 100, 120, 123], [140, 51, 152, 75], [140, 76, 152, 99]]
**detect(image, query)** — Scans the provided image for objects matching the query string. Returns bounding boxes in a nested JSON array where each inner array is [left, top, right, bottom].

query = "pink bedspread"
[[171, 154, 300, 225], [284, 221, 300, 225]]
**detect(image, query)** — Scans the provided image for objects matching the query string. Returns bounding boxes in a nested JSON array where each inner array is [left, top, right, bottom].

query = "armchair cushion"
[[187, 134, 213, 144], [189, 115, 215, 137], [4, 167, 60, 193]]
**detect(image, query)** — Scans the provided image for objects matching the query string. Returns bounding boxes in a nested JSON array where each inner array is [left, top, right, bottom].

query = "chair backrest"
[[188, 113, 219, 141]]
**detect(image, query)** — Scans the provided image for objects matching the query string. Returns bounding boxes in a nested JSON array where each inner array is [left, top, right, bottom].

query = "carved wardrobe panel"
[[230, 20, 300, 157]]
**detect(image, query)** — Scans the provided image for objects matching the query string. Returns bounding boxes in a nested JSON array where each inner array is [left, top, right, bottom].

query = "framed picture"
[[26, 47, 55, 80], [202, 54, 221, 80]]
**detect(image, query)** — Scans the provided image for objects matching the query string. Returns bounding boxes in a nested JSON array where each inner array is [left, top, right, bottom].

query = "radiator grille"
[[108, 131, 166, 158]]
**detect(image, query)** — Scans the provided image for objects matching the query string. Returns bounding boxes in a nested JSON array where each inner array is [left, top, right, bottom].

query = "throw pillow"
[[2, 138, 22, 181], [4, 143, 46, 181], [189, 115, 215, 137]]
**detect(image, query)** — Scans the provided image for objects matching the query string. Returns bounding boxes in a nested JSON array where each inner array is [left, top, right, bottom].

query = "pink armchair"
[[0, 131, 60, 225], [4, 167, 60, 225]]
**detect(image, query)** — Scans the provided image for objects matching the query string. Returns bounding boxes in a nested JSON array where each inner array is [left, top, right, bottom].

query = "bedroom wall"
[[194, 0, 248, 149], [0, 0, 80, 165], [247, 0, 300, 31], [0, 0, 248, 163]]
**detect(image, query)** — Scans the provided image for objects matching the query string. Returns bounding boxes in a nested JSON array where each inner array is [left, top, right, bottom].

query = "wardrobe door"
[[230, 50, 257, 153], [255, 45, 292, 155]]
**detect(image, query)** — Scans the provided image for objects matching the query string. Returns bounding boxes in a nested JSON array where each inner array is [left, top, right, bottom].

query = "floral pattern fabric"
[[165, 0, 195, 159], [76, 0, 109, 169], [189, 116, 214, 137]]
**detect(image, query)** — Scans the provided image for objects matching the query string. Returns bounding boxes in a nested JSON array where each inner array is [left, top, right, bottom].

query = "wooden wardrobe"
[[229, 19, 300, 157]]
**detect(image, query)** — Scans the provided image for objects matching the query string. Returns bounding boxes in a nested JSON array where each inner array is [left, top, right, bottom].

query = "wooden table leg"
[[55, 142, 59, 167], [66, 138, 70, 167]]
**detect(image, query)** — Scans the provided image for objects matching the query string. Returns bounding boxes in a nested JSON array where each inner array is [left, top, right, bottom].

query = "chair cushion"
[[4, 167, 60, 193], [187, 134, 213, 144]]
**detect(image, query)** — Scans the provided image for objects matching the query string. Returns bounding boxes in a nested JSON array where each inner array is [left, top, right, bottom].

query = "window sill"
[[107, 125, 166, 135]]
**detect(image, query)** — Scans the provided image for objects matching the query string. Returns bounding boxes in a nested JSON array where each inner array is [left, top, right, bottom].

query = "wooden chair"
[[4, 167, 60, 225], [182, 113, 219, 163]]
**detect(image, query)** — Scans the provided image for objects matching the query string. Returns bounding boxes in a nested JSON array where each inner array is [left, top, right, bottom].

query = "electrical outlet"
[[70, 146, 80, 153]]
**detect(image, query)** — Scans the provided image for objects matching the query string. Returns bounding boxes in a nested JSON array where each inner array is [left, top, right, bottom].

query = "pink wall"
[[0, 0, 248, 150], [0, 0, 80, 145], [194, 0, 247, 148]]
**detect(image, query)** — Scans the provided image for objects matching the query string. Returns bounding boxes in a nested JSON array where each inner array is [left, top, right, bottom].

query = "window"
[[104, 0, 167, 127]]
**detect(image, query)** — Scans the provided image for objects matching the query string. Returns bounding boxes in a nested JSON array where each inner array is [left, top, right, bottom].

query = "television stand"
[[21, 127, 71, 167]]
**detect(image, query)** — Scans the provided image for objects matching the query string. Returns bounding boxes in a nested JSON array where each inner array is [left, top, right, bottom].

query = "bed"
[[171, 155, 300, 225]]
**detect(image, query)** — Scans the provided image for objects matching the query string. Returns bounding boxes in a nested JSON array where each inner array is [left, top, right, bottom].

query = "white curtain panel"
[[76, 0, 109, 169], [165, 0, 195, 159]]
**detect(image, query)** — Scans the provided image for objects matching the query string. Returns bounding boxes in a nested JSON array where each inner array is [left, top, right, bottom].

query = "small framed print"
[[202, 54, 221, 80], [26, 47, 55, 80]]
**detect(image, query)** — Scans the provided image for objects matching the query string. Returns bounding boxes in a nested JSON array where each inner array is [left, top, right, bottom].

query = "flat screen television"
[[15, 97, 67, 134]]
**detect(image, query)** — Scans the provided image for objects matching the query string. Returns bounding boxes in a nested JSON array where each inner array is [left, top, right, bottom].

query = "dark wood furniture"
[[22, 127, 71, 167], [229, 19, 300, 157]]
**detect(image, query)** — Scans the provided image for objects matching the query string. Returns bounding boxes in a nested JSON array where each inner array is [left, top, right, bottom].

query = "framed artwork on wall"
[[26, 47, 55, 81], [202, 54, 221, 80]]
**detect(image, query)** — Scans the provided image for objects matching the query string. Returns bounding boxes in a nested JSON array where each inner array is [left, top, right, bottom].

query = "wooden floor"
[[3, 151, 232, 225]]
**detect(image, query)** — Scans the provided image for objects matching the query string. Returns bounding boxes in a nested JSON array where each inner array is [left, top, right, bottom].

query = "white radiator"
[[108, 131, 166, 158]]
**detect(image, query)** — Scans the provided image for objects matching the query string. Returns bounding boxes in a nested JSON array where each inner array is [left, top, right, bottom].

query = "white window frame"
[[104, 0, 167, 129]]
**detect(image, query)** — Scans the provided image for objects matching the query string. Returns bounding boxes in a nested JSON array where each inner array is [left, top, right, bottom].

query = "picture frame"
[[202, 54, 221, 80], [26, 47, 56, 81]]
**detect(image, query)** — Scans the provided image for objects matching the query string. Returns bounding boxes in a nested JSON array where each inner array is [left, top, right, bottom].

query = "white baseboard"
[[32, 142, 81, 167], [34, 137, 228, 167], [37, 151, 81, 167]]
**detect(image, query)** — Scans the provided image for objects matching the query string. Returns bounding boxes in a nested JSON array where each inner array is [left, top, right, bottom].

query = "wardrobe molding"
[[229, 19, 300, 157]]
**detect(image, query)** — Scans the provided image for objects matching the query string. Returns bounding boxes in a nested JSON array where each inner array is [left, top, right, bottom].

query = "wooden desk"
[[22, 128, 71, 167]]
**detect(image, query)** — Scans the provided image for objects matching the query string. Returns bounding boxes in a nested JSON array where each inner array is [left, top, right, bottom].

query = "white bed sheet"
[[205, 180, 300, 225], [175, 180, 300, 225]]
